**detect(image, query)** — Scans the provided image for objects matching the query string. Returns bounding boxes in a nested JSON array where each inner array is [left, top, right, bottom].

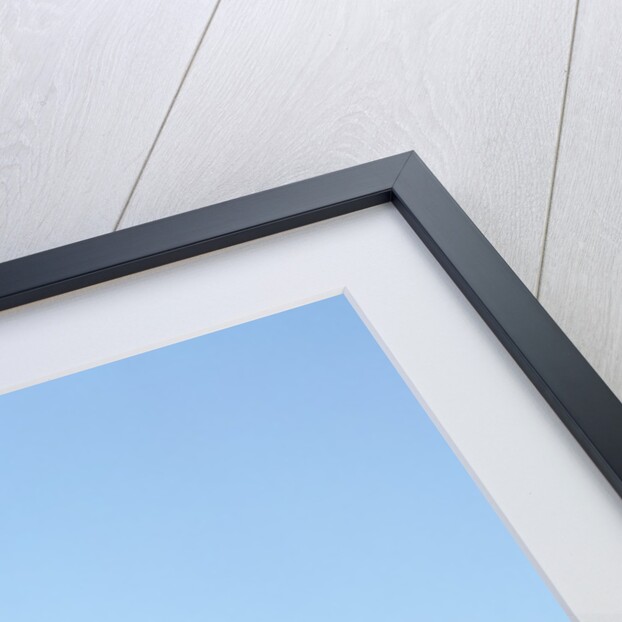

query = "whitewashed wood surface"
[[118, 0, 575, 291], [539, 0, 622, 400], [0, 0, 218, 262], [2, 0, 621, 399]]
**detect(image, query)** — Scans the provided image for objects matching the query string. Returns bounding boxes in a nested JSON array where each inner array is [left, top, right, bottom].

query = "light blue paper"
[[0, 295, 568, 621]]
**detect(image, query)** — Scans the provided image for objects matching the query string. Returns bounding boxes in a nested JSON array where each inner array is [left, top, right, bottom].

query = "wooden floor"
[[2, 1, 620, 401]]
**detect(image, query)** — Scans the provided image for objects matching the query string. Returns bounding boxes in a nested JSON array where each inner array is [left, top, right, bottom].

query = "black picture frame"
[[1, 151, 621, 498]]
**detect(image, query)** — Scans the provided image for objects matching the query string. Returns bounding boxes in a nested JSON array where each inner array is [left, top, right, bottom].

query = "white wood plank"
[[539, 0, 622, 400], [119, 0, 576, 291], [0, 0, 218, 261]]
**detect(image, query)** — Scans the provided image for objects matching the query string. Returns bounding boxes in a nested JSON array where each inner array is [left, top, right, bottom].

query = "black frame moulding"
[[1, 151, 621, 498]]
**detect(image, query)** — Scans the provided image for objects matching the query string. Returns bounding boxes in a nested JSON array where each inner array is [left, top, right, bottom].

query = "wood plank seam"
[[112, 0, 226, 231], [535, 0, 581, 298]]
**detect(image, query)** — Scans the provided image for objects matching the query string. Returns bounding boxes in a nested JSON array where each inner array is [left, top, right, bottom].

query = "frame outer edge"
[[392, 151, 622, 498], [0, 152, 411, 311], [1, 149, 620, 500]]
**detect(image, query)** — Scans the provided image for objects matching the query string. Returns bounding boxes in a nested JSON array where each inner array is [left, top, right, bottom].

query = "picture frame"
[[2, 150, 620, 500]]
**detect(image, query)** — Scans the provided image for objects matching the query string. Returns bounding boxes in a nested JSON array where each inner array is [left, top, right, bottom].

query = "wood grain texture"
[[119, 0, 576, 290], [539, 0, 622, 400], [0, 0, 218, 262]]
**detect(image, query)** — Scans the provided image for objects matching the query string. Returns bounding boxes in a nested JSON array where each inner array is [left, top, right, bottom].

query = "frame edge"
[[1, 150, 621, 499], [393, 151, 622, 498]]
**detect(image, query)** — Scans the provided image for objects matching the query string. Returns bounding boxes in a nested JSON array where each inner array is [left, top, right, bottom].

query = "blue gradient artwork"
[[0, 295, 568, 621]]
